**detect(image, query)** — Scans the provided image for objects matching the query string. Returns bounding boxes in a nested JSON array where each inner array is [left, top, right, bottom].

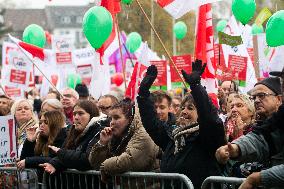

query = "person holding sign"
[[17, 111, 67, 170]]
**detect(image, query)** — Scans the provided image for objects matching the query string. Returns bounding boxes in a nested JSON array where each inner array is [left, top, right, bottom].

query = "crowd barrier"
[[0, 167, 39, 189], [0, 167, 250, 189], [42, 169, 194, 189], [201, 176, 245, 189]]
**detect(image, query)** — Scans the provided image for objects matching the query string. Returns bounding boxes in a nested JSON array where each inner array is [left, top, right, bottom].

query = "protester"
[[170, 96, 182, 116], [40, 99, 64, 114], [248, 77, 282, 121], [89, 99, 159, 183], [11, 99, 39, 154], [39, 100, 107, 173], [139, 89, 176, 137], [215, 69, 284, 189], [225, 93, 255, 141], [137, 60, 226, 188], [97, 95, 118, 116], [0, 95, 12, 116], [219, 80, 239, 98], [60, 87, 79, 125], [46, 90, 61, 101], [17, 111, 67, 170]]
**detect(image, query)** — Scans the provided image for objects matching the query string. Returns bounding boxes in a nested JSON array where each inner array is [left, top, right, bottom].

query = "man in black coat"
[[137, 59, 226, 188]]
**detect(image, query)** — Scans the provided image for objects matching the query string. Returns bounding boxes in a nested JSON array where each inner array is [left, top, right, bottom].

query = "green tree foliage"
[[117, 0, 196, 57]]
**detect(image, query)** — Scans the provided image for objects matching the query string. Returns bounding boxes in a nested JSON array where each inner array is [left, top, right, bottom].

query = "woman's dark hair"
[[64, 100, 100, 149], [181, 93, 196, 108], [34, 111, 65, 156], [74, 100, 100, 120], [110, 98, 134, 121]]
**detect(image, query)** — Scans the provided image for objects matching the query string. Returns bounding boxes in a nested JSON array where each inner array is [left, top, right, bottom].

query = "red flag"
[[97, 0, 121, 64], [125, 62, 147, 100], [9, 34, 48, 62], [194, 4, 217, 93]]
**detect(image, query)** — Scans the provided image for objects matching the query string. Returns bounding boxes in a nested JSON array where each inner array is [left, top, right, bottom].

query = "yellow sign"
[[255, 7, 272, 26]]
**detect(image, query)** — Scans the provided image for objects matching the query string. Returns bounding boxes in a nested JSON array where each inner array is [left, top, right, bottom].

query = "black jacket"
[[137, 84, 226, 188], [20, 128, 67, 168], [49, 116, 109, 171]]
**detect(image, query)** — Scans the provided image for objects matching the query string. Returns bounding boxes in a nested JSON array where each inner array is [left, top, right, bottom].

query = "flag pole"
[[0, 84, 8, 96], [9, 37, 64, 98], [135, 0, 187, 88], [115, 15, 127, 90]]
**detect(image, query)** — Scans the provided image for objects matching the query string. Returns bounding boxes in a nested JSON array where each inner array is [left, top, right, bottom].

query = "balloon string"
[[135, 0, 187, 89], [115, 15, 127, 90]]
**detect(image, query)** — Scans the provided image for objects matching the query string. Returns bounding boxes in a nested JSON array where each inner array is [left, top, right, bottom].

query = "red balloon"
[[111, 73, 124, 86], [51, 75, 58, 85]]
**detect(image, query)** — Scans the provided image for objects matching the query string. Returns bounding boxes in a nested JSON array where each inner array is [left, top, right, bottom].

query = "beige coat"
[[89, 110, 159, 175]]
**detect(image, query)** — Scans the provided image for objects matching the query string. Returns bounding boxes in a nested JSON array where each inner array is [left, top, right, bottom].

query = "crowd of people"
[[0, 59, 284, 189]]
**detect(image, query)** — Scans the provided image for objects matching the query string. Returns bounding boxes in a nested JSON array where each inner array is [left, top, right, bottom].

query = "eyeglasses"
[[98, 106, 111, 111], [250, 92, 276, 101]]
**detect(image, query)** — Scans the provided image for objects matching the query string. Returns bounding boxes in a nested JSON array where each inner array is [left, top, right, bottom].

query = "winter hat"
[[75, 84, 89, 98], [254, 77, 281, 95]]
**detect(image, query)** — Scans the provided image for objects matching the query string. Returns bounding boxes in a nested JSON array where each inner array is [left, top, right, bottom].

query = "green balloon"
[[266, 10, 284, 47], [126, 32, 142, 53], [67, 74, 82, 89], [122, 0, 133, 5], [232, 0, 256, 25], [83, 6, 113, 49], [174, 21, 187, 40], [216, 20, 227, 32], [251, 23, 264, 35], [23, 24, 46, 48]]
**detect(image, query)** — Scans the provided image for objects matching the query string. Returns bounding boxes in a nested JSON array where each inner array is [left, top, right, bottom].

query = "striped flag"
[[195, 4, 217, 94]]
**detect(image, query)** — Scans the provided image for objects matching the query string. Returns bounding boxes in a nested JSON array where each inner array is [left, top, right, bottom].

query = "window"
[[76, 16, 83, 24], [61, 16, 71, 24]]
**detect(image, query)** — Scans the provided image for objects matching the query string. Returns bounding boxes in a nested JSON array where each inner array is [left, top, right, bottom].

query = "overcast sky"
[[1, 0, 91, 8]]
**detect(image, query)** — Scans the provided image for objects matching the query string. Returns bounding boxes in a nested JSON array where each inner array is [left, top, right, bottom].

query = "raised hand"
[[181, 59, 206, 86], [215, 142, 240, 164], [26, 126, 40, 142], [99, 127, 113, 146], [39, 163, 56, 174], [138, 65, 158, 97]]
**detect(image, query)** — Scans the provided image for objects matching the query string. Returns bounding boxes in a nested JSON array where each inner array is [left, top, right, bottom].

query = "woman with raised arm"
[[137, 60, 226, 188]]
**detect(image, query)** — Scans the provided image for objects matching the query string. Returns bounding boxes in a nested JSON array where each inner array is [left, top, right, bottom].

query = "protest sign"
[[170, 55, 191, 83], [150, 60, 167, 86], [0, 115, 16, 165], [52, 36, 73, 65], [228, 55, 248, 81]]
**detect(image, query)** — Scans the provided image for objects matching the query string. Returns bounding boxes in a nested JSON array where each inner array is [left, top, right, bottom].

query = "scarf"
[[18, 118, 38, 146], [172, 122, 199, 154]]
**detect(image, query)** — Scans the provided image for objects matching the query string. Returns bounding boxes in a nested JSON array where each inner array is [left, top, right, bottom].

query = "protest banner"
[[255, 7, 272, 26], [52, 36, 73, 65], [228, 55, 248, 81], [1, 42, 32, 89], [151, 60, 167, 86], [170, 54, 191, 83], [0, 115, 16, 166]]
